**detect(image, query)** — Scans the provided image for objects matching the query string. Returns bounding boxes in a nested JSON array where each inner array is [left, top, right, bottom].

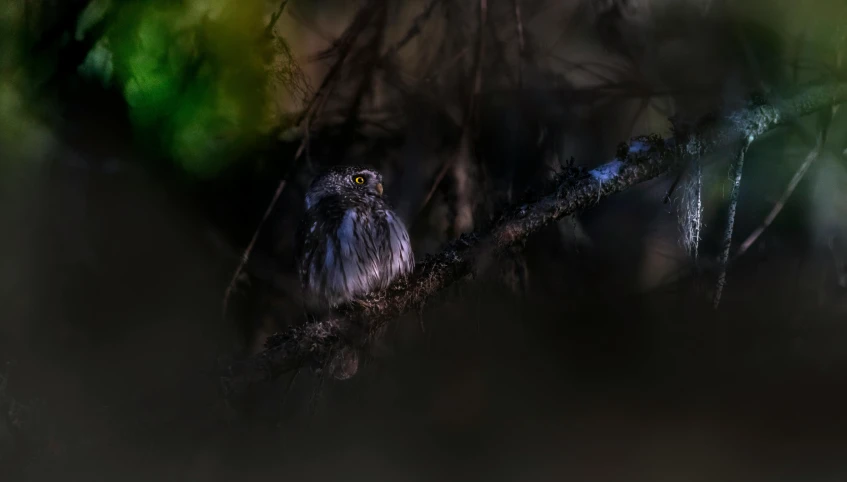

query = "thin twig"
[[469, 0, 488, 119], [266, 0, 290, 35], [342, 3, 388, 136], [416, 0, 488, 220], [663, 170, 683, 204], [713, 138, 750, 309], [486, 11, 517, 87], [288, 7, 337, 50], [423, 46, 469, 83], [372, 0, 442, 89], [513, 0, 526, 54], [222, 179, 289, 318], [513, 0, 525, 86], [384, 0, 444, 57], [733, 134, 823, 260], [295, 3, 376, 127], [278, 368, 301, 413]]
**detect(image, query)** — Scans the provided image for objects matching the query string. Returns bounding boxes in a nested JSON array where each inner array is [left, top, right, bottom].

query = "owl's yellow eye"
[[353, 176, 365, 185]]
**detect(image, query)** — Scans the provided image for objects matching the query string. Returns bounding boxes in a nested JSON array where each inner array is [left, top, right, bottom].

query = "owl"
[[296, 165, 415, 317]]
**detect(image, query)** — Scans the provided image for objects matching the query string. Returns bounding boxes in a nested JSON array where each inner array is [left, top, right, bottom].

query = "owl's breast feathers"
[[297, 194, 414, 311]]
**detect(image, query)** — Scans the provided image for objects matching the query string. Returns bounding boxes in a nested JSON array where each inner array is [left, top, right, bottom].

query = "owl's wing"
[[294, 214, 312, 285], [294, 212, 327, 320], [384, 210, 415, 276]]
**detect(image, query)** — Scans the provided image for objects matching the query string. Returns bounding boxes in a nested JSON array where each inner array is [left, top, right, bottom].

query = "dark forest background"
[[2, 0, 847, 480]]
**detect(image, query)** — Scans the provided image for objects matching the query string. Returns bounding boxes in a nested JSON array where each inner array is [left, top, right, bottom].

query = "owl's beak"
[[376, 183, 383, 196]]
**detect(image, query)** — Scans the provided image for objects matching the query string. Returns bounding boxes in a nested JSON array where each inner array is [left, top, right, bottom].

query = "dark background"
[[2, 0, 847, 480]]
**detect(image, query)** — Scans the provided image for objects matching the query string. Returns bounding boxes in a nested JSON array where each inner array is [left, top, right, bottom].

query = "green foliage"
[[78, 0, 298, 177], [0, 1, 56, 165]]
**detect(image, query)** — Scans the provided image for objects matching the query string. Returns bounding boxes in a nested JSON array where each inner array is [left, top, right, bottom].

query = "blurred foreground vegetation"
[[2, 0, 309, 176]]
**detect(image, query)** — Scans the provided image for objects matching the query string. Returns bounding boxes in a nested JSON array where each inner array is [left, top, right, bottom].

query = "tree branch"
[[266, 0, 290, 36], [733, 130, 823, 261], [713, 138, 750, 309], [383, 0, 444, 58], [221, 82, 847, 397], [418, 0, 488, 222]]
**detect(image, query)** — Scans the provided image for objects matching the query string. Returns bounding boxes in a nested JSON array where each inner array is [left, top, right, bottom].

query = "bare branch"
[[513, 0, 526, 85], [295, 2, 377, 126], [222, 82, 847, 397], [513, 0, 526, 55], [221, 179, 289, 318], [266, 0, 290, 35], [734, 132, 823, 260], [713, 139, 750, 309], [383, 0, 444, 58], [417, 0, 488, 222]]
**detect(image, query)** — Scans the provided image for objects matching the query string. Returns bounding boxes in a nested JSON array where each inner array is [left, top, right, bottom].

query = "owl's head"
[[305, 165, 384, 210]]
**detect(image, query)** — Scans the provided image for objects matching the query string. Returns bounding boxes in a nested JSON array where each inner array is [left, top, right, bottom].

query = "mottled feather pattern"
[[296, 166, 414, 314]]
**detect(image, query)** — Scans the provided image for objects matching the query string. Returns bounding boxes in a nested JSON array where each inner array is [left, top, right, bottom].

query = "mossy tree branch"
[[222, 82, 847, 397]]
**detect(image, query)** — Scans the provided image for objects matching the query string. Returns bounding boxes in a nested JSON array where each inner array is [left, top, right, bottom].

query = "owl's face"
[[305, 165, 384, 210]]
